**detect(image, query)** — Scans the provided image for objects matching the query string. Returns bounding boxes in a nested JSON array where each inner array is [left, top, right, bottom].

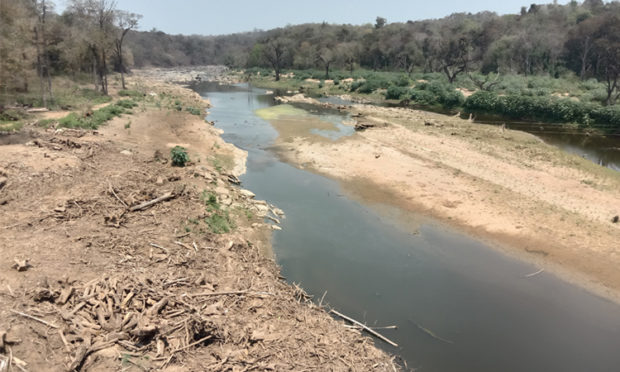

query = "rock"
[[120, 150, 132, 156], [33, 287, 57, 303], [354, 122, 376, 131], [613, 215, 619, 224], [12, 258, 31, 272], [272, 208, 285, 217], [239, 189, 256, 199], [0, 177, 7, 190], [271, 225, 282, 231], [155, 177, 165, 185], [254, 203, 270, 216]]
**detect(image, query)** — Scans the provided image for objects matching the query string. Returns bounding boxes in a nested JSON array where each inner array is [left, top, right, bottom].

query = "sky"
[[56, 0, 574, 36]]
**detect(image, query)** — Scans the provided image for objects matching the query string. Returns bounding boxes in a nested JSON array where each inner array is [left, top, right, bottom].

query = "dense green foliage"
[[464, 91, 620, 131]]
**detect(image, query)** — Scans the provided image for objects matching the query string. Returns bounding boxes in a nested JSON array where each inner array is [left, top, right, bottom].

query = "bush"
[[385, 85, 409, 100], [408, 81, 464, 109], [170, 145, 190, 167], [394, 74, 411, 87]]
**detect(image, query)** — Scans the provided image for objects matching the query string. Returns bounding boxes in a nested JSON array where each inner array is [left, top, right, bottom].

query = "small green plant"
[[171, 146, 190, 167], [124, 120, 131, 129], [185, 106, 203, 116], [205, 211, 233, 234]]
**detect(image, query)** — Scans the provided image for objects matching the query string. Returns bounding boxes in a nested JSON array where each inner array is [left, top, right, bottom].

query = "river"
[[194, 82, 620, 372]]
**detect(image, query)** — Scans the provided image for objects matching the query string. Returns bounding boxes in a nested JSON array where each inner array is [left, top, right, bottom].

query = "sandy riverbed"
[[264, 100, 620, 302]]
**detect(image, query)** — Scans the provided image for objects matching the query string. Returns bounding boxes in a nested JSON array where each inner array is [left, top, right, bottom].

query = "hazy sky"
[[56, 0, 573, 36]]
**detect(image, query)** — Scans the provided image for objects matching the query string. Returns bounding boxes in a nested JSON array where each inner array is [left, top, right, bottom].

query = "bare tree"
[[114, 10, 141, 89], [316, 47, 334, 79], [70, 0, 117, 94], [32, 0, 54, 106], [262, 37, 289, 81]]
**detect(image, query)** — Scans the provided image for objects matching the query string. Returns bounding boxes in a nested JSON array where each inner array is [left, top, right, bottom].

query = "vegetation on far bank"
[[243, 67, 620, 134]]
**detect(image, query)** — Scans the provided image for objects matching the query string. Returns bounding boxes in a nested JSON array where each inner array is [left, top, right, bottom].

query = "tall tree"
[[69, 0, 117, 94], [32, 0, 54, 106], [262, 37, 290, 81], [592, 15, 620, 105], [114, 10, 141, 89]]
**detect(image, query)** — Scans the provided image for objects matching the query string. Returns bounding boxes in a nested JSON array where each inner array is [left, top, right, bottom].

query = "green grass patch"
[[58, 100, 138, 129], [118, 89, 144, 98], [204, 212, 234, 234], [0, 121, 24, 132]]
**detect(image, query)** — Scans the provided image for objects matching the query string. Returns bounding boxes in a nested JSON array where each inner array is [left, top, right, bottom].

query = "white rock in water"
[[271, 225, 282, 231]]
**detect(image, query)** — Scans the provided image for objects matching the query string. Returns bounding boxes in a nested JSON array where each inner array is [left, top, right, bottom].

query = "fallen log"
[[129, 192, 175, 212]]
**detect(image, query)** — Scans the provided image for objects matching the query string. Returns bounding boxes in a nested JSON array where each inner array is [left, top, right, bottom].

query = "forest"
[[1, 0, 619, 131]]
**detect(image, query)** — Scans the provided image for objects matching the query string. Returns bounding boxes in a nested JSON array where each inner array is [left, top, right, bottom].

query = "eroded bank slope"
[[0, 77, 397, 371], [267, 99, 620, 302]]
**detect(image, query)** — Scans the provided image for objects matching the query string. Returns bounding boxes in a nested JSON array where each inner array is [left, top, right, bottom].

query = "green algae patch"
[[255, 104, 308, 120]]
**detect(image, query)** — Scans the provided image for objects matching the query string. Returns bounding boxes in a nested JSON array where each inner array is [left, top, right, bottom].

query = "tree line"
[[1, 0, 619, 107], [1, 0, 140, 106]]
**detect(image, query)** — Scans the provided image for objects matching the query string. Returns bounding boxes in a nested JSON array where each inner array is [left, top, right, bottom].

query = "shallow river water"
[[194, 83, 620, 372]]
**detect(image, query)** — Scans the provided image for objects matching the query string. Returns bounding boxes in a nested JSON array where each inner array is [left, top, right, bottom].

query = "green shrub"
[[204, 211, 233, 234], [185, 106, 203, 116], [170, 145, 190, 167], [408, 81, 464, 109], [394, 74, 411, 87], [385, 85, 409, 100], [464, 91, 620, 133]]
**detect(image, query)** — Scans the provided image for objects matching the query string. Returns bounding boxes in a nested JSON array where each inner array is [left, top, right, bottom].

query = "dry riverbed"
[[266, 97, 620, 302], [0, 76, 397, 371]]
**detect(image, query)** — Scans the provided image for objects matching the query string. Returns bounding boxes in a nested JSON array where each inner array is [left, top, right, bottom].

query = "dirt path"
[[268, 100, 620, 302], [0, 78, 397, 371]]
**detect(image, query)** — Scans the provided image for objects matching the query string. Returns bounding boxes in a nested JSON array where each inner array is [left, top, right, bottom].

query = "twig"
[[409, 319, 453, 344], [129, 192, 174, 212], [108, 183, 128, 208], [330, 309, 398, 347], [173, 241, 192, 250], [10, 310, 59, 329], [318, 291, 327, 307], [170, 335, 212, 354], [149, 243, 169, 253], [524, 268, 545, 278]]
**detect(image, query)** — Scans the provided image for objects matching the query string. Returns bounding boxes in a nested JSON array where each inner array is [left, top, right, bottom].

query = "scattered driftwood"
[[330, 310, 398, 347], [129, 192, 175, 212], [187, 290, 272, 298], [524, 268, 545, 278]]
